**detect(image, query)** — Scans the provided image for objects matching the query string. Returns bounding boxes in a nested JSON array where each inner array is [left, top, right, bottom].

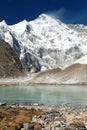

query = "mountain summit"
[[0, 14, 87, 73]]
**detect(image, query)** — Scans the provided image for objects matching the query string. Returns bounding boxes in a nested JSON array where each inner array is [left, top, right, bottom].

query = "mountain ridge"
[[0, 13, 87, 73]]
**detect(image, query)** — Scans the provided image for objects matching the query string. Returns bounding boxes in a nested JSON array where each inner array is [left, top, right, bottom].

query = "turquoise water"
[[0, 85, 87, 106]]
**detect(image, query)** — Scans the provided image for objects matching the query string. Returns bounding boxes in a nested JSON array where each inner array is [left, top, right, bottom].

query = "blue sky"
[[0, 0, 87, 25]]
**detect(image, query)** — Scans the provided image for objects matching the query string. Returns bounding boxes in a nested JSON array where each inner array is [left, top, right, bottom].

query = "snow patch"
[[75, 55, 87, 64]]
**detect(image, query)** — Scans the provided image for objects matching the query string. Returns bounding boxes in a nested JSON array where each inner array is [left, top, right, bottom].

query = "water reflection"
[[0, 85, 87, 106]]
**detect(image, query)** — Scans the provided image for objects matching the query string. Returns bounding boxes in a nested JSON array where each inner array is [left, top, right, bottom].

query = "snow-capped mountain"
[[0, 14, 87, 72]]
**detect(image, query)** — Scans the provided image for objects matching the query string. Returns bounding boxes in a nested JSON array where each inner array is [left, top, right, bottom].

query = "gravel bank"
[[0, 105, 87, 130]]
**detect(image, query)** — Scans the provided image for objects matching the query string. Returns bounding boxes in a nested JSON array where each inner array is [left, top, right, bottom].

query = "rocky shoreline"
[[0, 104, 87, 130], [0, 75, 87, 87]]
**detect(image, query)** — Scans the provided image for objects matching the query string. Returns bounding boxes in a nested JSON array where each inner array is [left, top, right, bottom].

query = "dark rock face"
[[0, 39, 24, 78], [11, 34, 21, 57], [22, 52, 41, 73]]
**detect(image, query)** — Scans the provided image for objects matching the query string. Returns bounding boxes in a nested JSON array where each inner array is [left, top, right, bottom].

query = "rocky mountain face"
[[0, 39, 24, 78], [0, 14, 87, 74]]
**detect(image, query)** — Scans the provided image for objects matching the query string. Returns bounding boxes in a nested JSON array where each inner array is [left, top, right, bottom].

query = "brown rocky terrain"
[[0, 106, 87, 130], [0, 39, 24, 78], [30, 63, 87, 85], [0, 106, 42, 130]]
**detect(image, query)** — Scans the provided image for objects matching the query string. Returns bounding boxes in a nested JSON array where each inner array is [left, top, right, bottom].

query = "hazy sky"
[[0, 0, 87, 25]]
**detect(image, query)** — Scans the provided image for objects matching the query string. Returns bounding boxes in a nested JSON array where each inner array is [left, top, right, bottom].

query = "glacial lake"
[[0, 85, 87, 106]]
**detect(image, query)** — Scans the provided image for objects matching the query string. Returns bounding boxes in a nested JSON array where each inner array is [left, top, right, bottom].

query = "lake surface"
[[0, 85, 87, 106]]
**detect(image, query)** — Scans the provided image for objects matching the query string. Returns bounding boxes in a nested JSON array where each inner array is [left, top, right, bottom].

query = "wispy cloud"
[[46, 8, 66, 20], [45, 8, 87, 25]]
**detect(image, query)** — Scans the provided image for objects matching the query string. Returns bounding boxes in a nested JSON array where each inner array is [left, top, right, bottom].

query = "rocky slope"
[[0, 39, 24, 78], [0, 106, 87, 130], [30, 63, 87, 85]]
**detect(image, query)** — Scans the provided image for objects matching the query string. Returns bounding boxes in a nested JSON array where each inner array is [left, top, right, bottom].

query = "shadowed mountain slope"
[[0, 39, 24, 78]]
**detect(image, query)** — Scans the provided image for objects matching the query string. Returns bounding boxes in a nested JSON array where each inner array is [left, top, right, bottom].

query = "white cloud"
[[45, 8, 87, 25], [45, 8, 66, 20]]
